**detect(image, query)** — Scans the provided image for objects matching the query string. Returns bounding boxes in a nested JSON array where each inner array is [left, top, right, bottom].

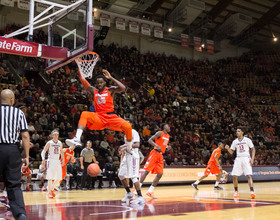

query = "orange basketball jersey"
[[94, 87, 114, 113], [154, 131, 170, 153], [61, 148, 74, 165], [22, 167, 31, 176], [208, 148, 221, 165]]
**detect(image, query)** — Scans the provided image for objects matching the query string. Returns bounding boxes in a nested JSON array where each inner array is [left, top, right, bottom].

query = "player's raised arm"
[[148, 131, 162, 152], [78, 69, 96, 94], [103, 69, 126, 94], [225, 144, 234, 155]]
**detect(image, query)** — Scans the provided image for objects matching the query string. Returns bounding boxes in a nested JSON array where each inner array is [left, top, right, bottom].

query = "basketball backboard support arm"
[[4, 0, 88, 41]]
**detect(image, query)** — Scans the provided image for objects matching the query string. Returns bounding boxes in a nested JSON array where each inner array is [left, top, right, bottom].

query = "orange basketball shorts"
[[78, 112, 132, 140], [144, 150, 164, 174], [204, 162, 221, 176]]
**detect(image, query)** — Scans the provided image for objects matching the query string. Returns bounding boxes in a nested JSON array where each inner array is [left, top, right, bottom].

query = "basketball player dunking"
[[140, 124, 170, 199], [41, 129, 63, 198], [66, 69, 133, 152]]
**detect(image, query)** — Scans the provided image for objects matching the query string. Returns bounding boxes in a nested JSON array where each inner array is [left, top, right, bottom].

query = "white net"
[[75, 52, 99, 79]]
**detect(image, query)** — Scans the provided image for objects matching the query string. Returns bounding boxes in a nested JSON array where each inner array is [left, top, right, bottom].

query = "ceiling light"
[[201, 43, 205, 48], [168, 28, 172, 32], [273, 37, 278, 42], [93, 8, 97, 12]]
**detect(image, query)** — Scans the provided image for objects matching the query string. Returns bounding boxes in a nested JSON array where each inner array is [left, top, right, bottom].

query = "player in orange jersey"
[[140, 123, 171, 199], [66, 69, 133, 151], [21, 159, 32, 191], [192, 142, 224, 190], [60, 146, 75, 189]]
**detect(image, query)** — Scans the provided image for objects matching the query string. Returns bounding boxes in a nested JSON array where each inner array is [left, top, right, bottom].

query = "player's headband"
[[51, 130, 59, 135]]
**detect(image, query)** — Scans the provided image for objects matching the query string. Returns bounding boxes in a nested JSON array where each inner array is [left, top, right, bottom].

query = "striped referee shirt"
[[0, 105, 28, 144]]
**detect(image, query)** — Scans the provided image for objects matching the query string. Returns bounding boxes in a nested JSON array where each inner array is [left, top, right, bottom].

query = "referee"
[[80, 140, 97, 189], [0, 89, 30, 220]]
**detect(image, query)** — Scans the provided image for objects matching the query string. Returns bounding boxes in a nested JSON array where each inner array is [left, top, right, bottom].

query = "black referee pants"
[[0, 144, 26, 218], [81, 162, 93, 189]]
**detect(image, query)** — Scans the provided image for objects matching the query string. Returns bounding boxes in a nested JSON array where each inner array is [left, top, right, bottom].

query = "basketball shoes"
[[121, 192, 134, 202], [233, 191, 239, 198], [66, 137, 82, 147], [250, 191, 256, 199], [130, 196, 145, 205], [214, 186, 223, 190], [146, 191, 157, 199], [192, 183, 199, 190], [0, 196, 10, 209]]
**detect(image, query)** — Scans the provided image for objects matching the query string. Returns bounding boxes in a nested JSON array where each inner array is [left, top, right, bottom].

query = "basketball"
[[87, 163, 100, 177]]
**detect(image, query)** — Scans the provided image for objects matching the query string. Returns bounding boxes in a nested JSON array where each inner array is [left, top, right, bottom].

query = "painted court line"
[[47, 204, 133, 216], [183, 197, 276, 205]]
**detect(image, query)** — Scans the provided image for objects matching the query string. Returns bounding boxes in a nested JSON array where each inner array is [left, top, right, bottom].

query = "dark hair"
[[237, 127, 245, 133], [161, 123, 167, 130], [96, 75, 107, 82]]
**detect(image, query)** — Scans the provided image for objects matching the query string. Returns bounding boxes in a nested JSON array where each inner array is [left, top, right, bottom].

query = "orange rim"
[[78, 52, 99, 63]]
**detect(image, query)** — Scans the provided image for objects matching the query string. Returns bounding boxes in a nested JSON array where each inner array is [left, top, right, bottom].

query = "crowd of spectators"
[[1, 37, 280, 189]]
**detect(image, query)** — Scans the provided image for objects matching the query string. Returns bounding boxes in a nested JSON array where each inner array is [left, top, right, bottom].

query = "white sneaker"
[[121, 192, 134, 202], [66, 137, 82, 147], [130, 196, 145, 205]]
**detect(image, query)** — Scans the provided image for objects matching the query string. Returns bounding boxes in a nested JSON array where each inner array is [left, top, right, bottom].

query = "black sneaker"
[[192, 183, 199, 190], [17, 214, 27, 220], [214, 186, 223, 190]]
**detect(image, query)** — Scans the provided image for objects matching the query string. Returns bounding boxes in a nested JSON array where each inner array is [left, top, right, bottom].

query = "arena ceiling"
[[93, 0, 280, 47]]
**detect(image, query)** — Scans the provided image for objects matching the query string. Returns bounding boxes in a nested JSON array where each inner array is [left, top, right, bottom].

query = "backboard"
[[46, 0, 94, 73]]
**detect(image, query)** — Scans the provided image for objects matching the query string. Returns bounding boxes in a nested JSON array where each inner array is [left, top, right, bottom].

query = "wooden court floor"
[[0, 182, 279, 219]]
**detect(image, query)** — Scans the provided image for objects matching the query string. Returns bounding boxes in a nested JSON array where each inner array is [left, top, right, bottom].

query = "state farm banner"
[[1, 0, 14, 7], [141, 23, 151, 36], [36, 2, 48, 12], [207, 39, 214, 54], [129, 21, 139, 34], [194, 36, 202, 52], [154, 26, 163, 38], [100, 13, 110, 27], [115, 17, 125, 30], [181, 34, 189, 49], [17, 0, 29, 10], [0, 37, 39, 57]]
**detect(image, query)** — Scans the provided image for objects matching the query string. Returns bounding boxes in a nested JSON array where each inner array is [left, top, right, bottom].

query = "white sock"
[[2, 191, 7, 197], [194, 180, 200, 185], [215, 181, 219, 187], [76, 129, 83, 140], [148, 185, 154, 193], [140, 183, 142, 188]]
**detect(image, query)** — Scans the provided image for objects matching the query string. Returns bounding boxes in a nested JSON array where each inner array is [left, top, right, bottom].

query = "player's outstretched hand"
[[102, 69, 112, 80]]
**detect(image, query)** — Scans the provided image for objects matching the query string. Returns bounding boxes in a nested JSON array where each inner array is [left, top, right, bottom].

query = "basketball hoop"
[[75, 52, 99, 79]]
